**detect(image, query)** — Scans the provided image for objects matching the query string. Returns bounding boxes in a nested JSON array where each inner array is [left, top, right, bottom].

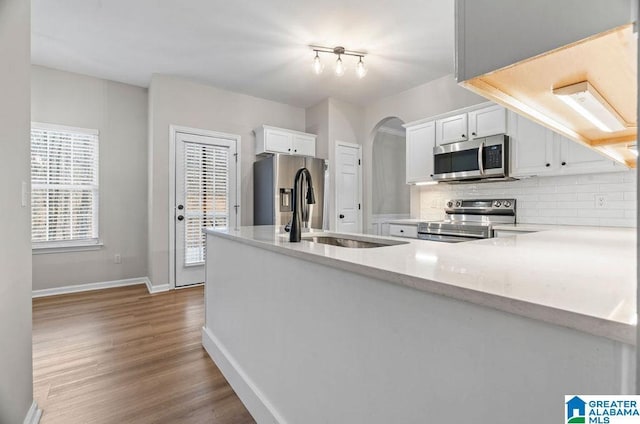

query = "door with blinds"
[[175, 132, 237, 287]]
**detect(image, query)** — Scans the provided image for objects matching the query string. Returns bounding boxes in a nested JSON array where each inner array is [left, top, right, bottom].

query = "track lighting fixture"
[[310, 45, 367, 78]]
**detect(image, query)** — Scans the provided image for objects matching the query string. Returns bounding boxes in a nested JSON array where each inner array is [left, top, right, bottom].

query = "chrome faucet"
[[289, 167, 316, 242]]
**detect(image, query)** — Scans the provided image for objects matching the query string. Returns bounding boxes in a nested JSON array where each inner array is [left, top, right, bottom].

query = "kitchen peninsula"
[[202, 226, 636, 424]]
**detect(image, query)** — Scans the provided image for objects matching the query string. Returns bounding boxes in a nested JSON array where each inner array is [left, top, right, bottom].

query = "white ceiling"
[[32, 0, 455, 108]]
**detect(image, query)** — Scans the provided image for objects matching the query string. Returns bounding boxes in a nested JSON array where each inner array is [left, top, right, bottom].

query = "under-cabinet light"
[[414, 181, 438, 186], [553, 81, 626, 132]]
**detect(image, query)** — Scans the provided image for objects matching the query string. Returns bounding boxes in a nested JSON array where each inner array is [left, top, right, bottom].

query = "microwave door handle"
[[477, 141, 484, 175]]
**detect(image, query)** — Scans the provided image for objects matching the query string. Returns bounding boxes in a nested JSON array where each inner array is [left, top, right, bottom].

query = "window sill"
[[32, 240, 104, 255]]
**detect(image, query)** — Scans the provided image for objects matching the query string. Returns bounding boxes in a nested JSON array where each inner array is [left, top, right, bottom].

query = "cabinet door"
[[468, 105, 506, 139], [556, 134, 619, 175], [264, 128, 293, 153], [406, 121, 436, 183], [509, 113, 556, 177], [292, 134, 316, 157], [435, 114, 468, 145]]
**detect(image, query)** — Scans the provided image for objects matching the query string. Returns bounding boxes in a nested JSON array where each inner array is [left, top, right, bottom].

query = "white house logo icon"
[[566, 396, 586, 423]]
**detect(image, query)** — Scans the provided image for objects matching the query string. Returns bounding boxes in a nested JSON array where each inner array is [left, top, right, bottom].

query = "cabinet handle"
[[471, 132, 476, 136], [545, 163, 550, 167], [288, 148, 291, 152], [294, 149, 297, 152], [561, 161, 567, 166], [400, 229, 404, 233], [461, 134, 466, 138]]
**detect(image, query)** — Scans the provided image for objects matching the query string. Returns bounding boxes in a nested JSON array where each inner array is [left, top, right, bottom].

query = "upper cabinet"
[[468, 104, 507, 139], [509, 112, 556, 178], [435, 114, 468, 145], [405, 102, 627, 183], [509, 112, 622, 177], [555, 133, 620, 175], [435, 104, 506, 146], [256, 125, 316, 157], [405, 121, 435, 184]]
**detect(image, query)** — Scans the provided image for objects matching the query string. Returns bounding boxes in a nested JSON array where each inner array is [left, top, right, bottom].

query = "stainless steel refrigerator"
[[253, 155, 325, 230]]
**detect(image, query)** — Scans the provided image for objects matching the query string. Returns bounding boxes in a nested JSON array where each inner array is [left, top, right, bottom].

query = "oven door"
[[432, 135, 507, 182]]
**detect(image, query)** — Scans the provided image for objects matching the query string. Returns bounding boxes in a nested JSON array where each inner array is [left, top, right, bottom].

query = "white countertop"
[[205, 225, 637, 345]]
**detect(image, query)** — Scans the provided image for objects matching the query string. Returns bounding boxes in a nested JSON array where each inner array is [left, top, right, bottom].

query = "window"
[[183, 142, 230, 265], [31, 123, 100, 249]]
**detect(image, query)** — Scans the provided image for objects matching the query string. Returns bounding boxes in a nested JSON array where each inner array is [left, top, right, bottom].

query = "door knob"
[[177, 215, 184, 221], [339, 214, 345, 219]]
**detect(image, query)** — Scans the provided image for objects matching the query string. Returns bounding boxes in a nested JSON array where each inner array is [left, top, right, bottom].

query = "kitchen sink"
[[303, 235, 408, 248]]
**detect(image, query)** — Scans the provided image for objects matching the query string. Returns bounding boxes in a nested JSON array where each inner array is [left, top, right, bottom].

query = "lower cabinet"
[[389, 224, 418, 238]]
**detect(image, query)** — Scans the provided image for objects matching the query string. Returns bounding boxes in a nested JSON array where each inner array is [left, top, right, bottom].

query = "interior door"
[[175, 132, 237, 287], [335, 142, 361, 233]]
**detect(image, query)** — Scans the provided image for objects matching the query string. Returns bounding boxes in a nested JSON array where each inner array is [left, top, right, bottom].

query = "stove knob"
[[503, 200, 512, 208], [494, 200, 502, 207], [447, 201, 453, 208], [455, 201, 462, 207]]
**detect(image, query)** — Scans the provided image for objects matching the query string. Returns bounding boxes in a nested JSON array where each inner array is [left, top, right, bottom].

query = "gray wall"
[[147, 74, 306, 288], [0, 0, 35, 421], [305, 99, 330, 160], [456, 0, 633, 81], [31, 66, 149, 290]]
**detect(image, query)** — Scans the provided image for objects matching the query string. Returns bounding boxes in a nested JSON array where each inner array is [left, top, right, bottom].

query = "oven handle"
[[477, 141, 484, 175]]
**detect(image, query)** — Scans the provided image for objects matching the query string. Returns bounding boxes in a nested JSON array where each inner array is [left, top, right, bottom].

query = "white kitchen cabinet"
[[389, 224, 418, 238], [468, 105, 506, 139], [405, 121, 435, 183], [435, 105, 506, 145], [509, 112, 556, 177], [435, 113, 468, 145], [555, 133, 619, 175], [292, 133, 316, 156], [509, 112, 626, 177], [256, 125, 317, 157]]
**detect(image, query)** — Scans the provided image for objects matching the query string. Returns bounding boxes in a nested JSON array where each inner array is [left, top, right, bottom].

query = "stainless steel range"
[[417, 198, 516, 243]]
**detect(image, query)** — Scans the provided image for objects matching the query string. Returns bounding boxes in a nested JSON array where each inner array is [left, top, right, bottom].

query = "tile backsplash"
[[419, 170, 637, 227]]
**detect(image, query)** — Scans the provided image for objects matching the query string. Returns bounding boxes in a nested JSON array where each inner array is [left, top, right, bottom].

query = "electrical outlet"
[[114, 254, 122, 264], [595, 195, 607, 209]]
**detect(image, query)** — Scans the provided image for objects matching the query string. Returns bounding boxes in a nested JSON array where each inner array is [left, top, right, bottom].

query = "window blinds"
[[184, 142, 229, 265], [31, 125, 99, 245]]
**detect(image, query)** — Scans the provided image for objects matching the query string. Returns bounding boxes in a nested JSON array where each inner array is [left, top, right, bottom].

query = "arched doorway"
[[370, 117, 410, 235]]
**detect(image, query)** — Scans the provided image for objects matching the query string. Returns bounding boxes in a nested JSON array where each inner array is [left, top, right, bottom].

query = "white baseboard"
[[23, 401, 42, 424], [32, 277, 149, 298], [201, 326, 285, 424], [145, 279, 170, 294]]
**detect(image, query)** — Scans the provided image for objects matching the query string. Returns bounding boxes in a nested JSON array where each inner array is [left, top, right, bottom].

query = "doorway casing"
[[168, 125, 241, 290]]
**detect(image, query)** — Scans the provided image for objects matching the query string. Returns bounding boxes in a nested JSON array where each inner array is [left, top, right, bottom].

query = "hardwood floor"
[[33, 285, 255, 424]]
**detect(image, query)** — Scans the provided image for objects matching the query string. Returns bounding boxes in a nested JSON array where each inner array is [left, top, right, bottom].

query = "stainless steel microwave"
[[432, 135, 509, 182]]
